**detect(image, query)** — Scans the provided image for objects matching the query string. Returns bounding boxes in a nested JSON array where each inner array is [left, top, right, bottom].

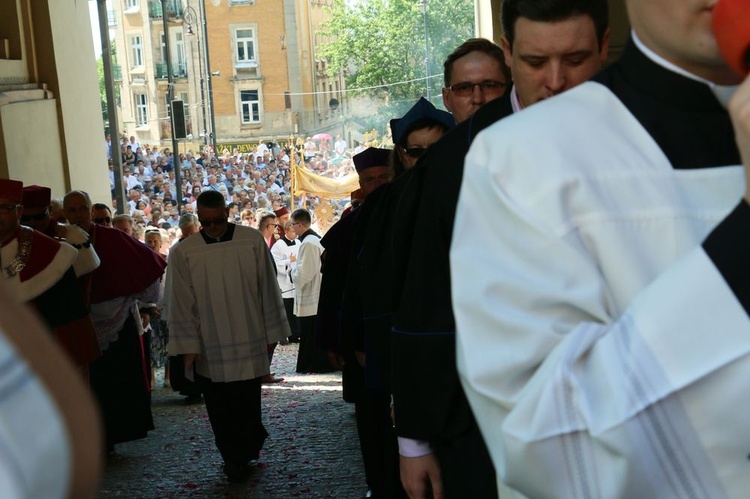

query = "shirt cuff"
[[397, 437, 432, 457], [703, 199, 750, 315]]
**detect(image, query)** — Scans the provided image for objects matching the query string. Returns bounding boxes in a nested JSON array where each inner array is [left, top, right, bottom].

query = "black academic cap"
[[390, 97, 455, 146], [353, 147, 391, 173]]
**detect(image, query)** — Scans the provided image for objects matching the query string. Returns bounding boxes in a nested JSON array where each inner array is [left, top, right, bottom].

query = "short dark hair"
[[502, 0, 609, 50], [291, 208, 311, 226], [197, 190, 226, 210], [258, 212, 276, 229], [92, 203, 112, 215], [443, 38, 509, 87]]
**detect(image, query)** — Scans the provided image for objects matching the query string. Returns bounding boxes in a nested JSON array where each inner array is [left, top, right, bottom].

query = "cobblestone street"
[[98, 343, 367, 498]]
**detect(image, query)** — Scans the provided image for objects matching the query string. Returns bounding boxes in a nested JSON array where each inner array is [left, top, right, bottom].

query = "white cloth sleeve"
[[270, 240, 289, 274], [165, 247, 202, 355], [259, 246, 291, 344], [397, 437, 432, 458], [0, 332, 70, 499], [290, 242, 318, 287]]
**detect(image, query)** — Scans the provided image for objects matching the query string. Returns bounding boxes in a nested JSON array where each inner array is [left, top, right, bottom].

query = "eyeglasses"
[[93, 217, 112, 225], [199, 216, 227, 227], [0, 204, 19, 213], [446, 80, 506, 97], [20, 212, 48, 222], [360, 173, 392, 184], [402, 146, 428, 159]]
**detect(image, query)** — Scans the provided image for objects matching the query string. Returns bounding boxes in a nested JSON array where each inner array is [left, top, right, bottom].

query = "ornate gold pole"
[[290, 135, 296, 210]]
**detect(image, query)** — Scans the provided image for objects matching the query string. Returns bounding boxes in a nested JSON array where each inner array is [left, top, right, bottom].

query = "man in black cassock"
[[315, 147, 393, 497]]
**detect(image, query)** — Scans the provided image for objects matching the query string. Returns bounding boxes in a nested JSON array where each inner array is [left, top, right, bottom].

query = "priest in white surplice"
[[450, 1, 750, 497], [167, 190, 290, 483]]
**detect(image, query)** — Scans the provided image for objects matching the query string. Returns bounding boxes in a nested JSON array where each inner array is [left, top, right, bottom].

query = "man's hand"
[[354, 350, 366, 368], [183, 353, 203, 371], [400, 454, 443, 499], [290, 253, 297, 263], [326, 352, 345, 370], [729, 74, 750, 202]]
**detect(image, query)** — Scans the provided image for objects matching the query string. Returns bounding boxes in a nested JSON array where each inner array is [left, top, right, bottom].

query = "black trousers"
[[296, 315, 334, 373], [283, 297, 300, 340], [196, 374, 268, 465], [168, 355, 202, 398], [351, 363, 406, 498]]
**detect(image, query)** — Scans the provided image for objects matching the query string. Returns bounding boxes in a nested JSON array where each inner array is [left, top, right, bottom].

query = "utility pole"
[[161, 0, 182, 211], [183, 4, 207, 147], [97, 0, 126, 214]]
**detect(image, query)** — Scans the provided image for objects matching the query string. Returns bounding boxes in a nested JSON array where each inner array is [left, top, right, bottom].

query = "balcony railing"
[[148, 1, 182, 19], [107, 9, 117, 27], [155, 61, 187, 78], [112, 65, 123, 81]]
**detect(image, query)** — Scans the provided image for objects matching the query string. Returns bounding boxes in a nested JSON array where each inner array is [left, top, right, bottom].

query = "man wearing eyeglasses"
[[388, 1, 611, 497], [167, 190, 290, 483], [440, 38, 510, 125], [258, 211, 279, 248], [91, 203, 113, 227], [0, 179, 101, 376]]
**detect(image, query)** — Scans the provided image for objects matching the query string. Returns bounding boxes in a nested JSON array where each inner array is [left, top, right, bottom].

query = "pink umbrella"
[[312, 133, 332, 141]]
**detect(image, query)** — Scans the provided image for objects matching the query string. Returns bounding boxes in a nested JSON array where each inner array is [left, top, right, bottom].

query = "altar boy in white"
[[167, 190, 290, 483], [451, 0, 750, 497]]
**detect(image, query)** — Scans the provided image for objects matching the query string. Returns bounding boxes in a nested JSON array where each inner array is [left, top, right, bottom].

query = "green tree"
[[97, 41, 119, 127], [319, 0, 475, 130]]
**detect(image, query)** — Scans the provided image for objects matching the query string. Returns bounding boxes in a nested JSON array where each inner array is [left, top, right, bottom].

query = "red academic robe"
[[2, 226, 101, 368]]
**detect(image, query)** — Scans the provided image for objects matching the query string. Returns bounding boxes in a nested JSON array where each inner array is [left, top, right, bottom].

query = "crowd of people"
[[106, 133, 362, 238], [2, 0, 750, 496]]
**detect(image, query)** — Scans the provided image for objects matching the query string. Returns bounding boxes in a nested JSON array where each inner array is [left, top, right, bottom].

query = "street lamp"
[[96, 0, 126, 214], [198, 0, 218, 155], [419, 0, 430, 100], [182, 5, 208, 147]]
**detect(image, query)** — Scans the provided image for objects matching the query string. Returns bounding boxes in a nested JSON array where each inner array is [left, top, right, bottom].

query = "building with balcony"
[[110, 0, 193, 149], [110, 0, 346, 153]]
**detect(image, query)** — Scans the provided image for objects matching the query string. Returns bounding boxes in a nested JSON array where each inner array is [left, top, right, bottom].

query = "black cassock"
[[378, 91, 514, 498]]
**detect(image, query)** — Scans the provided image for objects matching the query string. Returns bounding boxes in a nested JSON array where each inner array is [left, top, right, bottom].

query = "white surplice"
[[451, 82, 748, 498], [167, 226, 289, 382]]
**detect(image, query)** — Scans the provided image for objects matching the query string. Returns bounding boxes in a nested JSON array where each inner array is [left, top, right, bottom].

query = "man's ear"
[[501, 35, 513, 68], [599, 28, 612, 63]]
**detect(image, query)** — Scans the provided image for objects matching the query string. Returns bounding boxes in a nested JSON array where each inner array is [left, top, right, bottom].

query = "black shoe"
[[223, 462, 251, 483], [184, 394, 203, 405]]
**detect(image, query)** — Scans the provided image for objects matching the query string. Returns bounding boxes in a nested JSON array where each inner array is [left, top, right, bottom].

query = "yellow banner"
[[293, 165, 359, 199]]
